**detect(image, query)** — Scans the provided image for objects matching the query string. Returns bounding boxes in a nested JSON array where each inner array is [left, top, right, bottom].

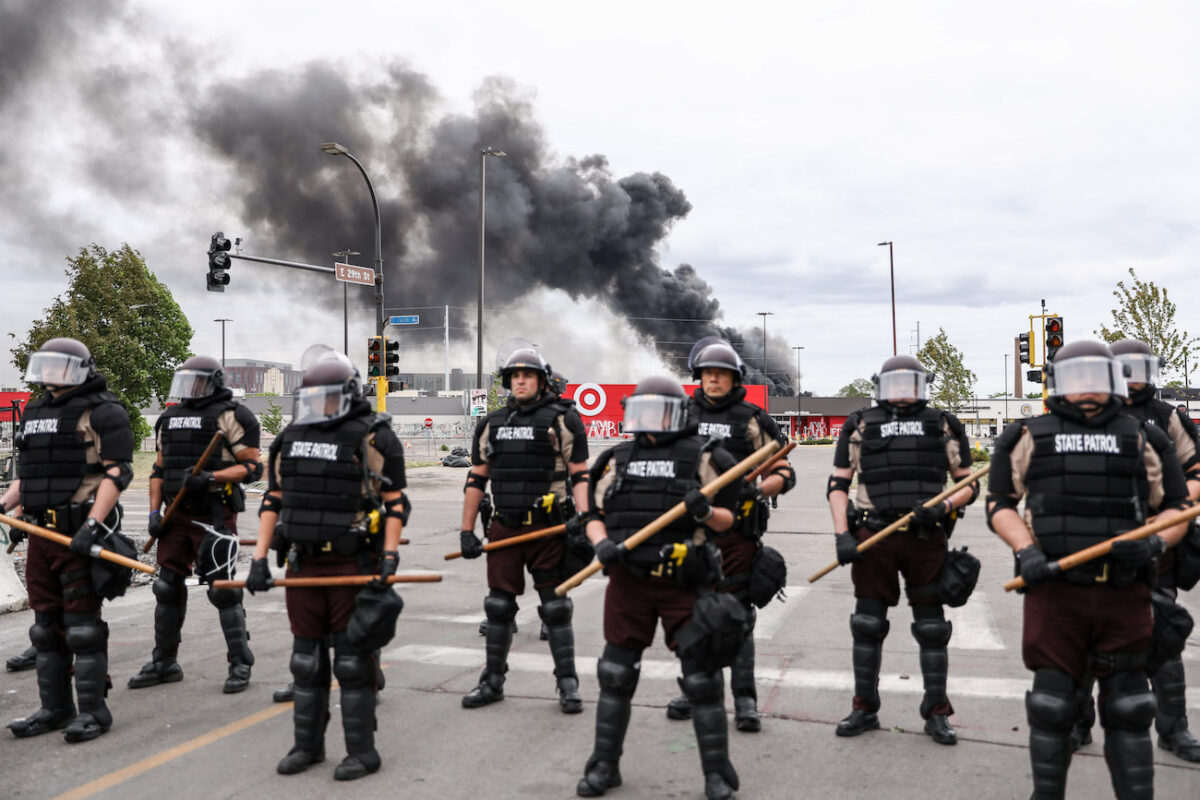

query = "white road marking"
[[946, 591, 1007, 650], [754, 586, 808, 640], [403, 579, 605, 627]]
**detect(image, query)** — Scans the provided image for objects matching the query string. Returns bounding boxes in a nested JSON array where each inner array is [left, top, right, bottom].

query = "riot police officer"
[[245, 353, 408, 781], [129, 355, 262, 694], [1067, 339, 1200, 762], [988, 340, 1191, 798], [827, 354, 977, 745], [664, 338, 795, 732], [459, 342, 590, 713], [576, 376, 743, 800], [2, 338, 134, 742]]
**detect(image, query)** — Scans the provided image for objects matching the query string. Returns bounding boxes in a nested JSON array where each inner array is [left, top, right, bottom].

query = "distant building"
[[223, 359, 304, 395]]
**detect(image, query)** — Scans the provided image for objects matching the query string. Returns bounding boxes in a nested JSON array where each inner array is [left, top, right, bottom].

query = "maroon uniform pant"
[[155, 507, 239, 577], [1022, 581, 1152, 682], [603, 565, 698, 651], [25, 528, 102, 615], [715, 532, 756, 597], [850, 525, 946, 607], [285, 553, 375, 639], [485, 520, 566, 596]]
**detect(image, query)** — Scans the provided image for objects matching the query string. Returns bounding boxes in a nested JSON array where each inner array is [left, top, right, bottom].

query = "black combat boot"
[[128, 601, 185, 689], [577, 650, 638, 797], [273, 683, 295, 703], [666, 692, 692, 720], [8, 649, 76, 738], [684, 671, 739, 800], [216, 602, 254, 694], [1154, 655, 1200, 762], [277, 687, 329, 774], [837, 612, 886, 737], [62, 615, 112, 744], [730, 633, 760, 733], [464, 599, 514, 708], [334, 686, 381, 780], [6, 645, 37, 673], [541, 599, 583, 714]]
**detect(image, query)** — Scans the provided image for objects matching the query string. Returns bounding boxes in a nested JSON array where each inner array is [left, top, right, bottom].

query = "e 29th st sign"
[[335, 262, 375, 286]]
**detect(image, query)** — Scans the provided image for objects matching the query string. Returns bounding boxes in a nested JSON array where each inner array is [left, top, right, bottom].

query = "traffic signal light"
[[1044, 317, 1063, 361], [1026, 369, 1043, 384], [1018, 332, 1031, 364], [207, 231, 231, 292], [367, 337, 383, 377]]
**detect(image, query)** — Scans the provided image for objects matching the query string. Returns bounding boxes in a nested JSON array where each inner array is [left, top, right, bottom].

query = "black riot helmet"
[[622, 376, 689, 434], [292, 352, 361, 426], [688, 338, 746, 382], [872, 355, 931, 404], [1045, 340, 1127, 399], [549, 371, 569, 396], [168, 355, 226, 400], [1109, 339, 1164, 390], [496, 339, 552, 390], [24, 337, 95, 388]]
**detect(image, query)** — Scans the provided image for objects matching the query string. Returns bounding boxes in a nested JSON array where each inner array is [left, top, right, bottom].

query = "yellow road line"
[[53, 702, 292, 800]]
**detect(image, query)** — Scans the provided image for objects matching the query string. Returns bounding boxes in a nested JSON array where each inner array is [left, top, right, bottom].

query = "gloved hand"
[[7, 525, 25, 546], [371, 550, 399, 590], [594, 537, 625, 566], [738, 483, 763, 504], [1015, 545, 1054, 590], [911, 499, 951, 528], [1109, 535, 1166, 568], [564, 513, 586, 539], [183, 470, 215, 492], [245, 558, 272, 594], [835, 531, 861, 565], [460, 530, 484, 559], [147, 510, 165, 539], [70, 519, 100, 558], [683, 489, 713, 523]]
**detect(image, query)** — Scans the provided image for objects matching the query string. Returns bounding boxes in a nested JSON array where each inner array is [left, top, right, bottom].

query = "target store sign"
[[565, 383, 767, 437]]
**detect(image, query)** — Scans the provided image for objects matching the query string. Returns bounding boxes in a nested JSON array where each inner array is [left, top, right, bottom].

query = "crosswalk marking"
[[946, 592, 1006, 650], [755, 586, 808, 640], [382, 644, 1200, 709]]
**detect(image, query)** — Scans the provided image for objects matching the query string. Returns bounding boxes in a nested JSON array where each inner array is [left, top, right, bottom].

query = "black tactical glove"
[[1109, 535, 1166, 568], [835, 531, 861, 565], [911, 499, 950, 528], [6, 525, 25, 546], [69, 519, 100, 558], [594, 537, 625, 566], [147, 510, 165, 539], [245, 558, 272, 594], [683, 489, 713, 523], [371, 550, 399, 590], [460, 530, 484, 559], [738, 483, 762, 504], [1015, 545, 1054, 590], [564, 513, 586, 539], [183, 470, 215, 492]]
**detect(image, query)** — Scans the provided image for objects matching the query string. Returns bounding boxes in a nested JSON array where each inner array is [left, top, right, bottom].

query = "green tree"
[[260, 400, 284, 435], [917, 327, 976, 413], [486, 372, 507, 412], [1095, 267, 1199, 381], [836, 378, 874, 398], [10, 244, 193, 441]]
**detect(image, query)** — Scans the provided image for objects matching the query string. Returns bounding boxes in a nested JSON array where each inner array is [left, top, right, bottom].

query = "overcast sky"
[[3, 0, 1198, 396]]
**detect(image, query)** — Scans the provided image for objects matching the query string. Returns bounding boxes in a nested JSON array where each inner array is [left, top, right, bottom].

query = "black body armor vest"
[[692, 398, 758, 461], [486, 398, 568, 515], [1024, 412, 1148, 560], [277, 413, 379, 547], [602, 435, 706, 567], [157, 398, 238, 497], [17, 391, 111, 511], [857, 405, 949, 512], [1123, 397, 1175, 431]]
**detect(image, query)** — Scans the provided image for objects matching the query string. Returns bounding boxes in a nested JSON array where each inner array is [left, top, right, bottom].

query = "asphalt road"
[[1, 445, 1198, 799]]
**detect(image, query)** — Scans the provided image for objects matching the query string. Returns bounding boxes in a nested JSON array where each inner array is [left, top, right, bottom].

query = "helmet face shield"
[[623, 394, 688, 434], [24, 351, 89, 387], [1114, 353, 1162, 387], [1048, 356, 1127, 398], [292, 384, 353, 426], [169, 369, 218, 400], [876, 369, 928, 402]]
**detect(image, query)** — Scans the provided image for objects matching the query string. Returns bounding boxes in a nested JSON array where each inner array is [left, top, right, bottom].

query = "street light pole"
[[320, 143, 384, 338], [756, 311, 774, 395], [213, 318, 232, 368], [792, 345, 804, 439], [333, 249, 361, 356], [477, 148, 507, 390], [878, 241, 896, 355], [1003, 352, 1009, 425]]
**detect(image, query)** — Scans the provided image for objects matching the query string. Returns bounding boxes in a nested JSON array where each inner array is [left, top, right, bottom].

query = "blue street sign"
[[389, 315, 420, 325]]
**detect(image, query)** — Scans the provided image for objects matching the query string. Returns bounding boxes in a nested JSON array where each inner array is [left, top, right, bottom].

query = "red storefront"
[[564, 383, 768, 438]]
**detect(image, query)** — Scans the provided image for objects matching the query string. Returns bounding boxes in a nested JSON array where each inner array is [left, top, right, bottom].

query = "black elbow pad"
[[827, 475, 851, 498]]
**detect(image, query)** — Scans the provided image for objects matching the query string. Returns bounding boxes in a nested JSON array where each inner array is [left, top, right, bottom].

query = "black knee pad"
[[290, 637, 323, 686], [332, 636, 375, 691], [680, 669, 723, 705], [206, 586, 243, 609], [153, 568, 187, 605], [64, 615, 107, 656], [1099, 671, 1156, 732], [850, 613, 889, 643], [29, 610, 64, 652], [597, 644, 641, 695], [1026, 669, 1078, 732], [911, 618, 953, 648], [484, 591, 518, 623], [537, 597, 573, 627]]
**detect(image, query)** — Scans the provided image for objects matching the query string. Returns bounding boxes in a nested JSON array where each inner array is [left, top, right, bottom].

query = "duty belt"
[[31, 502, 92, 532]]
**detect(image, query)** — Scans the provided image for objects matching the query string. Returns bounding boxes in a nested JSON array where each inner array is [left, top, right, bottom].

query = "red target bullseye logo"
[[574, 383, 607, 417]]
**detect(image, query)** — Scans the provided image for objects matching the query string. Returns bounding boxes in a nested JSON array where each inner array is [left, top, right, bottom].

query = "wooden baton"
[[213, 572, 442, 589], [444, 523, 566, 561], [0, 512, 156, 574], [808, 464, 991, 583], [554, 440, 780, 596], [143, 431, 225, 553], [1003, 503, 1200, 592]]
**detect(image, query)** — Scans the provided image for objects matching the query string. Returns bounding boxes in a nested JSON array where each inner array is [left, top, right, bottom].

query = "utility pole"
[[213, 318, 232, 368]]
